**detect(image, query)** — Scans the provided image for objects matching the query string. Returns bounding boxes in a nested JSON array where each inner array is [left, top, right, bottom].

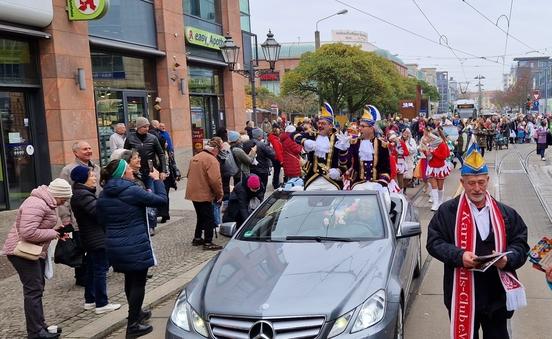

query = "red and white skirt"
[[426, 163, 451, 179], [388, 179, 402, 193], [396, 159, 408, 175]]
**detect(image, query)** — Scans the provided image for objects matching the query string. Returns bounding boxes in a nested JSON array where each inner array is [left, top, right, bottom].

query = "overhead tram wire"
[[500, 0, 515, 74], [411, 0, 468, 82], [334, 0, 502, 65], [461, 0, 543, 55]]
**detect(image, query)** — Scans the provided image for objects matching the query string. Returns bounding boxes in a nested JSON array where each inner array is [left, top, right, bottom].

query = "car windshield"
[[236, 194, 386, 242]]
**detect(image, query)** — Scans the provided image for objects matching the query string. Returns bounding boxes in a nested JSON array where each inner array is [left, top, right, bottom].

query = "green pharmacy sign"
[[67, 0, 109, 21], [185, 26, 225, 50]]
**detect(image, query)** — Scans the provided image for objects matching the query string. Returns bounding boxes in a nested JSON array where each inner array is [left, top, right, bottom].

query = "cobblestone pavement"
[[0, 211, 228, 339]]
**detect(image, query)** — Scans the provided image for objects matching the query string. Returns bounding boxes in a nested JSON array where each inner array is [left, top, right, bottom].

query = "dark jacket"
[[251, 140, 275, 175], [222, 177, 264, 227], [124, 132, 167, 173], [427, 196, 529, 312], [70, 183, 103, 251], [97, 178, 168, 272]]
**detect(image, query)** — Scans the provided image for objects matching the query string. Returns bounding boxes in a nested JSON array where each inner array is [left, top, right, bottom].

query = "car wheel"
[[394, 303, 404, 339], [413, 240, 422, 278]]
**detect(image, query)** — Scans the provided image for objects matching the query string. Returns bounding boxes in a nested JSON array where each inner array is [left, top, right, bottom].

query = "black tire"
[[413, 239, 422, 278], [394, 302, 404, 339]]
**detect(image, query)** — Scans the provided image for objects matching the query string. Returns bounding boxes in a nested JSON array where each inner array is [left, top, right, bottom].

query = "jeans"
[[84, 249, 109, 307], [124, 269, 148, 324], [8, 256, 47, 338], [213, 202, 221, 226], [272, 162, 282, 189], [537, 146, 546, 158], [192, 201, 215, 243]]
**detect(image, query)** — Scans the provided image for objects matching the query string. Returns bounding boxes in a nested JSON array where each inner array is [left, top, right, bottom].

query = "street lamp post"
[[474, 75, 485, 116], [315, 9, 347, 50], [220, 30, 281, 127]]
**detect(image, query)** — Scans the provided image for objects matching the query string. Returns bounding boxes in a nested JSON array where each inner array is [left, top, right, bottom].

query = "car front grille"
[[209, 315, 326, 339]]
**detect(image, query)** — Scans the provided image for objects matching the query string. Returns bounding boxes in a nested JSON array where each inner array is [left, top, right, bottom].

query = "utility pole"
[[474, 75, 485, 116]]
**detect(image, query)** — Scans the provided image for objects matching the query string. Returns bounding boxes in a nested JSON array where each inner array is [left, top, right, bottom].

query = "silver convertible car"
[[166, 190, 421, 339]]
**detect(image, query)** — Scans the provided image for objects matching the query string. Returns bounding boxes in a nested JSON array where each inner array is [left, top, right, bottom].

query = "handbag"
[[54, 237, 83, 268], [12, 219, 43, 261]]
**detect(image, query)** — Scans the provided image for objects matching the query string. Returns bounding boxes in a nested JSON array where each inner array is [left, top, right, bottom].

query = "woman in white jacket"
[[401, 128, 418, 193]]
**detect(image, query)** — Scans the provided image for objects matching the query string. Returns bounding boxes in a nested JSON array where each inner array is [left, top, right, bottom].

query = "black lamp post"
[[220, 30, 281, 127]]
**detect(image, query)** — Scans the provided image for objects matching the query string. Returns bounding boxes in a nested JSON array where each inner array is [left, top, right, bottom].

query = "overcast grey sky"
[[250, 0, 551, 91]]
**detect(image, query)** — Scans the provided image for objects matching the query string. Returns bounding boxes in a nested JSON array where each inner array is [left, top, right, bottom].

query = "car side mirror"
[[219, 222, 237, 237], [396, 221, 421, 239]]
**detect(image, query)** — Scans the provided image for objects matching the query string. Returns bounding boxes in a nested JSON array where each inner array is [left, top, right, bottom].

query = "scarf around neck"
[[314, 135, 331, 158], [451, 192, 526, 339]]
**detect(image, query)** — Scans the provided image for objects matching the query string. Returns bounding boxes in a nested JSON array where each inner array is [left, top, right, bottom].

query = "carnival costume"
[[300, 102, 350, 190], [349, 106, 391, 188], [427, 142, 528, 339]]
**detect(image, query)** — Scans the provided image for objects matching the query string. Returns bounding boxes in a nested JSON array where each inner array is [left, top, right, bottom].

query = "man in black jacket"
[[125, 117, 167, 235], [124, 117, 167, 178], [427, 143, 528, 339], [222, 174, 264, 227], [250, 127, 275, 199]]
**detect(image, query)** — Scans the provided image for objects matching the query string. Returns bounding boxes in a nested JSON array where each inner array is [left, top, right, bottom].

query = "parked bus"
[[453, 99, 477, 119]]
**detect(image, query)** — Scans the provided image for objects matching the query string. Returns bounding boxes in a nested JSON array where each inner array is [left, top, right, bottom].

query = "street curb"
[[64, 260, 209, 339]]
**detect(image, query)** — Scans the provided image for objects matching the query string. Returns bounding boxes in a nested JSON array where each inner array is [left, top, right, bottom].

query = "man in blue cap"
[[427, 141, 529, 339]]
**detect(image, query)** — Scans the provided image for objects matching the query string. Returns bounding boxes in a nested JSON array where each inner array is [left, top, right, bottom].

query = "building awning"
[[0, 23, 51, 38], [89, 37, 166, 57], [186, 55, 228, 67]]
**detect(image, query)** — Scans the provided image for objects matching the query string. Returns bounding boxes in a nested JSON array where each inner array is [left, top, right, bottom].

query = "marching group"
[[3, 102, 552, 339]]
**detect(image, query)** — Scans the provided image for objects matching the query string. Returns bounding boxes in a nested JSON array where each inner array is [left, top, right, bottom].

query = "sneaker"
[[542, 157, 546, 161], [84, 302, 95, 310], [149, 228, 155, 236], [95, 303, 122, 314]]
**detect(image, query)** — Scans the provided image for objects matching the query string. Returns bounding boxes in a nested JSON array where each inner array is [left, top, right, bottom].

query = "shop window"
[[184, 0, 220, 24], [0, 38, 38, 86], [240, 12, 251, 32], [188, 66, 223, 95], [91, 51, 156, 90], [261, 80, 281, 96], [89, 0, 157, 48]]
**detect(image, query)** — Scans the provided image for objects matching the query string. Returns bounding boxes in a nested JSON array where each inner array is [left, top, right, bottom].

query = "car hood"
[[188, 239, 393, 320]]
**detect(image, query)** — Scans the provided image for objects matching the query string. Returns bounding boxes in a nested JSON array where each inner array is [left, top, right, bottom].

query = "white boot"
[[428, 187, 433, 203], [430, 189, 439, 211], [438, 189, 445, 208]]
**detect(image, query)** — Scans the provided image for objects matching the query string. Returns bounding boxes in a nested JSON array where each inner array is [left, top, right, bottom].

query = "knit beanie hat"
[[252, 128, 263, 140], [242, 140, 256, 154], [228, 130, 240, 143], [247, 175, 261, 191], [135, 117, 150, 129], [70, 165, 91, 184], [48, 178, 73, 198]]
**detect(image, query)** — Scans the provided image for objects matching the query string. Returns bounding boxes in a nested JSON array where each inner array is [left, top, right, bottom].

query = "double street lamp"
[[315, 9, 348, 50], [220, 30, 281, 126]]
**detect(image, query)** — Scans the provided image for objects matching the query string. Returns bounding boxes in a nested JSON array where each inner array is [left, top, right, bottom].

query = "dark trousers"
[[222, 175, 231, 201], [124, 269, 148, 324], [486, 135, 494, 150], [272, 162, 282, 189], [454, 151, 464, 166], [158, 182, 171, 218], [73, 231, 87, 285], [8, 256, 47, 338], [192, 201, 215, 243], [480, 147, 486, 158], [472, 309, 510, 339], [84, 249, 109, 307]]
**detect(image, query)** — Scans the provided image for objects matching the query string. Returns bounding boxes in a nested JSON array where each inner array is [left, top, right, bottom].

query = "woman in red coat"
[[279, 125, 303, 180], [423, 128, 451, 211], [267, 126, 284, 189]]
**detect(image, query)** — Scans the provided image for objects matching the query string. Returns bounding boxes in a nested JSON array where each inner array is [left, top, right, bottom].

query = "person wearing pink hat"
[[222, 174, 264, 227]]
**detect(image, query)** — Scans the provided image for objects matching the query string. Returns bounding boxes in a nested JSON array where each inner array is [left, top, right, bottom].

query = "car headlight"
[[351, 289, 386, 333], [191, 308, 209, 337], [328, 311, 353, 338], [170, 291, 190, 331]]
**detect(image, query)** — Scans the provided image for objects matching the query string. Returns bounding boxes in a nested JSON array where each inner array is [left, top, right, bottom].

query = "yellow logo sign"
[[185, 26, 225, 50]]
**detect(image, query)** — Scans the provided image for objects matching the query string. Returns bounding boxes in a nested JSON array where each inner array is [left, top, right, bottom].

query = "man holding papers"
[[427, 141, 529, 339]]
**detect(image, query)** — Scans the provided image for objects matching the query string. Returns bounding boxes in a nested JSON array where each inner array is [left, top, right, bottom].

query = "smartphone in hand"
[[148, 159, 154, 172], [58, 224, 74, 236]]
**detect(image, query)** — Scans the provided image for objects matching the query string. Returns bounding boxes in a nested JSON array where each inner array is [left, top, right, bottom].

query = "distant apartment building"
[[420, 68, 437, 87], [436, 71, 450, 113], [449, 77, 459, 106]]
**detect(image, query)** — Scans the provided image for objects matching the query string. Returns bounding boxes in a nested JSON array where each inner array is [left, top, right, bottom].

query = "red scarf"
[[451, 192, 526, 339]]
